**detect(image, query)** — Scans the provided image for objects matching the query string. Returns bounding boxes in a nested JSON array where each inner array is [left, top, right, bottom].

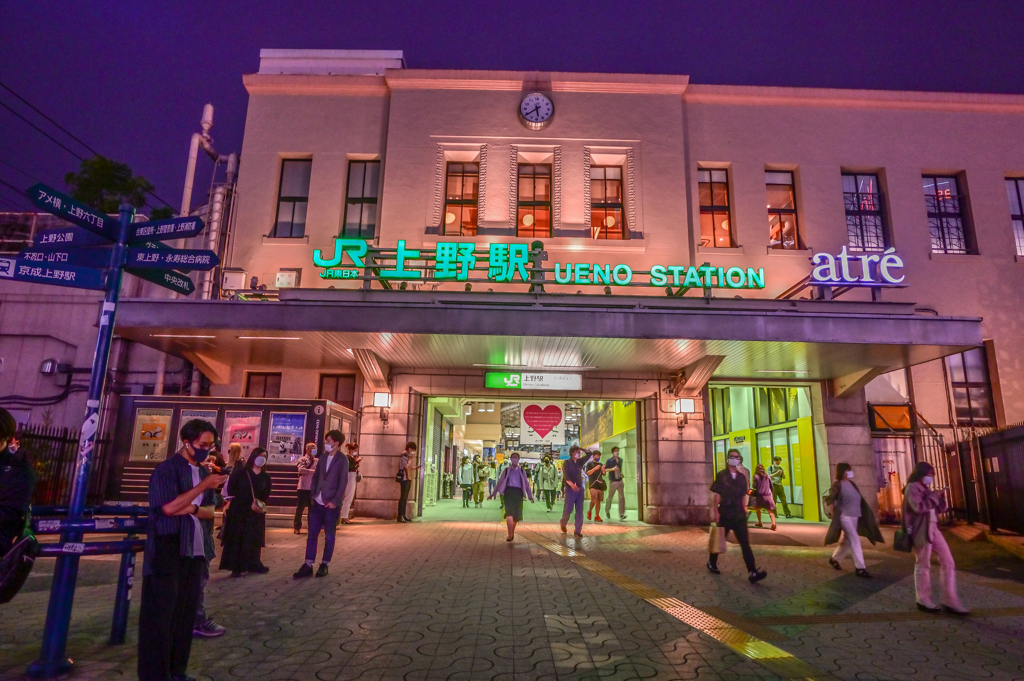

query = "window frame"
[[318, 373, 357, 409], [842, 172, 887, 252], [698, 168, 733, 248], [590, 165, 627, 240], [517, 163, 552, 239], [1006, 177, 1024, 257], [245, 372, 282, 399], [272, 159, 312, 239], [442, 161, 480, 237], [923, 174, 971, 254], [341, 160, 380, 240], [946, 348, 995, 427], [766, 170, 801, 250]]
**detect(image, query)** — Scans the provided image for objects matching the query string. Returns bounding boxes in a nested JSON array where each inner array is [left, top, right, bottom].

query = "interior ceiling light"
[[237, 336, 302, 340], [150, 334, 215, 338], [755, 369, 810, 374]]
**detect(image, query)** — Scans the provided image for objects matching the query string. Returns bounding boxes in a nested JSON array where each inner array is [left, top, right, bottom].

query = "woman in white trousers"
[[340, 443, 361, 524], [823, 462, 883, 578]]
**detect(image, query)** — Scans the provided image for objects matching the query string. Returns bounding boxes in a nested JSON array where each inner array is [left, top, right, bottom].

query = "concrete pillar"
[[641, 397, 711, 524], [814, 382, 877, 512]]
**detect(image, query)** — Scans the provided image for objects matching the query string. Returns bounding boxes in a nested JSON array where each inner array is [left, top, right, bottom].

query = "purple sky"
[[2, 1, 1023, 215]]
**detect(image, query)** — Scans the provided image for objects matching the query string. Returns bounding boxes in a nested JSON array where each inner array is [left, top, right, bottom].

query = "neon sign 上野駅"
[[312, 238, 766, 290]]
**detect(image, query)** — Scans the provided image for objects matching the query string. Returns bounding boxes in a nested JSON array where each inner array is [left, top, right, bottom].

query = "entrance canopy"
[[115, 289, 981, 392]]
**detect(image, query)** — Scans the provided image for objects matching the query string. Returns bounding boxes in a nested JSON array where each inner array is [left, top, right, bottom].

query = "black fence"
[[979, 424, 1024, 534], [18, 424, 112, 506]]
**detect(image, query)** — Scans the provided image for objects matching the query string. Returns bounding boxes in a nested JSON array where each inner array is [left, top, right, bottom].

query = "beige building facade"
[[110, 49, 1024, 524]]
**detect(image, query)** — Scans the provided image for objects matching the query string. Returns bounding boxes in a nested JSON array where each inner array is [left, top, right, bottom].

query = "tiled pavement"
[[3, 498, 1024, 680]]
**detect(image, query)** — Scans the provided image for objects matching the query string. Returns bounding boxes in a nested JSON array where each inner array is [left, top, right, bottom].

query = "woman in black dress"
[[220, 447, 271, 576]]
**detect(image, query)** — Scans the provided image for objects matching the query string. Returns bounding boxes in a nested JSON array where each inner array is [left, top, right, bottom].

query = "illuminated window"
[[272, 160, 311, 238], [517, 164, 551, 238], [843, 173, 886, 252], [342, 161, 379, 239], [766, 171, 800, 250], [590, 166, 625, 239], [698, 169, 732, 247], [947, 348, 994, 426], [443, 162, 479, 237], [245, 372, 281, 399], [1006, 178, 1024, 256], [923, 175, 969, 254], [319, 374, 356, 409]]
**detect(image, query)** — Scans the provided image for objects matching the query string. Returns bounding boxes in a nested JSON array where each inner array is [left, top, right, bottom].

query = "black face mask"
[[190, 445, 211, 463]]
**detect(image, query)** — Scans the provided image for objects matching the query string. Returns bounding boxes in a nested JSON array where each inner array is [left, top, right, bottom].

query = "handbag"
[[247, 471, 266, 514], [356, 471, 363, 483], [893, 495, 912, 552], [0, 512, 37, 604], [708, 522, 727, 554]]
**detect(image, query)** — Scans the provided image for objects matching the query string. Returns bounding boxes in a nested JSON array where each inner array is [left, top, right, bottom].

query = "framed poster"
[[176, 409, 219, 451], [224, 411, 263, 461], [520, 402, 565, 446], [129, 408, 174, 461], [268, 412, 307, 464]]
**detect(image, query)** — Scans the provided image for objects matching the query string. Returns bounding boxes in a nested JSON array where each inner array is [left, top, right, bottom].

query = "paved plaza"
[[3, 500, 1024, 680]]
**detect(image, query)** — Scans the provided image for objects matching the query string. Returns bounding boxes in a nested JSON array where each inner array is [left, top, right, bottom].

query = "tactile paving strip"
[[522, 531, 838, 680]]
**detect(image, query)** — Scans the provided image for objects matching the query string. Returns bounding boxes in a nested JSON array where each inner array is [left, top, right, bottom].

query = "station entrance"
[[419, 397, 642, 520]]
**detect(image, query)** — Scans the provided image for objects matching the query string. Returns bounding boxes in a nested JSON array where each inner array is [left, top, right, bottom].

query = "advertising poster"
[[129, 408, 173, 461], [176, 410, 218, 451], [520, 402, 565, 446], [224, 411, 263, 461], [268, 412, 307, 464]]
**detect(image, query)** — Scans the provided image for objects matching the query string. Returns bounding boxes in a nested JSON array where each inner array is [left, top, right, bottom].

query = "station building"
[[104, 49, 1024, 524]]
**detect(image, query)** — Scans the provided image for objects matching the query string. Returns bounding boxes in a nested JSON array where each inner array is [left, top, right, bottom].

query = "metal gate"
[[979, 425, 1024, 534]]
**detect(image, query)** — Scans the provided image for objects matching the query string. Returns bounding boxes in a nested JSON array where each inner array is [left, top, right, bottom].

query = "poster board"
[[224, 411, 262, 461], [268, 412, 307, 464], [520, 402, 565, 446], [176, 409, 219, 451], [129, 408, 173, 461]]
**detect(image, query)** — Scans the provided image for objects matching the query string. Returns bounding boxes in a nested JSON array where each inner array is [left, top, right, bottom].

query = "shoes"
[[315, 563, 329, 578], [293, 564, 314, 579], [505, 536, 514, 542], [230, 570, 242, 578], [620, 515, 627, 521], [403, 516, 414, 522], [785, 514, 793, 519], [293, 529, 302, 535], [706, 561, 720, 574], [748, 569, 768, 583], [828, 558, 842, 570], [397, 518, 407, 523], [253, 564, 270, 574], [587, 510, 592, 520], [855, 568, 872, 579], [341, 519, 352, 524], [595, 516, 603, 523], [560, 523, 567, 533], [755, 523, 763, 528], [573, 532, 584, 538], [192, 619, 226, 638], [943, 604, 970, 616], [770, 524, 777, 531], [917, 602, 941, 613]]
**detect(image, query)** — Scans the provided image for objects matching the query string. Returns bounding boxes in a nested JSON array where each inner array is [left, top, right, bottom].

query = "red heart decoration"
[[523, 404, 562, 438]]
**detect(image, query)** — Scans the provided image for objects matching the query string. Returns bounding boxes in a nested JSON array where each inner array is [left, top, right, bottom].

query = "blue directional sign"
[[26, 183, 117, 240], [33, 226, 112, 250], [125, 267, 196, 295], [19, 247, 115, 269], [128, 216, 205, 243], [0, 256, 106, 291], [126, 247, 219, 271]]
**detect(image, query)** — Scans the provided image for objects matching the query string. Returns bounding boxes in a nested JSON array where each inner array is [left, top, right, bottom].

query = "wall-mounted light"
[[486, 403, 494, 412], [675, 397, 696, 432], [374, 392, 392, 427], [40, 359, 59, 375], [464, 403, 473, 416]]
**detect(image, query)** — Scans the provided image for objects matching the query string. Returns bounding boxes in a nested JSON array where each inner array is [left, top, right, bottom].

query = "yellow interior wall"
[[796, 416, 819, 521]]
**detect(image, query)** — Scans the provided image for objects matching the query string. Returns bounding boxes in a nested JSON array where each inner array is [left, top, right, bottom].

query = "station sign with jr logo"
[[485, 372, 583, 391]]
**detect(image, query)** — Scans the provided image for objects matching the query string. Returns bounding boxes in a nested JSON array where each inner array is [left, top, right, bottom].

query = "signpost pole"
[[28, 204, 134, 679]]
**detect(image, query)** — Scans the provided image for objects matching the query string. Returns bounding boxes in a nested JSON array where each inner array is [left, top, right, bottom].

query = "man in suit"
[[293, 430, 348, 579]]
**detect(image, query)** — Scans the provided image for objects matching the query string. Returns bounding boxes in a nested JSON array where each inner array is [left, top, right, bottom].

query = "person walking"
[[488, 452, 535, 541], [219, 447, 271, 576], [751, 464, 777, 530], [560, 445, 595, 538], [294, 430, 349, 578], [585, 451, 607, 522], [0, 408, 33, 558], [457, 455, 475, 508], [823, 463, 883, 578], [138, 418, 226, 681], [604, 446, 627, 521], [538, 456, 559, 511], [707, 449, 766, 583], [396, 442, 420, 522], [904, 462, 968, 614], [487, 460, 498, 498], [473, 454, 487, 507], [340, 442, 362, 524], [767, 456, 792, 518], [294, 442, 316, 534]]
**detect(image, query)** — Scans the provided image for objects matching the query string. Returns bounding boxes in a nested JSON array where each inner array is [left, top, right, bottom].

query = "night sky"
[[2, 1, 1023, 216]]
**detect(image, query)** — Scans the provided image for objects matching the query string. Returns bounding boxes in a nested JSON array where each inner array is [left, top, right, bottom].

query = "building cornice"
[[243, 74, 389, 96], [386, 69, 691, 94], [685, 84, 1024, 113]]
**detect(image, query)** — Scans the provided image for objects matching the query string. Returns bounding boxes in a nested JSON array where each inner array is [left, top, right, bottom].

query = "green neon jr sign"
[[485, 372, 522, 389]]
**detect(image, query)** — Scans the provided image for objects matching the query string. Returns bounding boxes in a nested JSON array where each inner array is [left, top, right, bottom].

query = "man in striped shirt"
[[138, 419, 226, 681]]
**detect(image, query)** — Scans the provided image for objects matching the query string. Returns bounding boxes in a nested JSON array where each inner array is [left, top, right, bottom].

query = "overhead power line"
[[0, 100, 85, 161]]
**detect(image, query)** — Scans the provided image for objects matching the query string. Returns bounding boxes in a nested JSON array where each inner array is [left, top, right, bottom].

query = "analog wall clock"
[[519, 92, 554, 130]]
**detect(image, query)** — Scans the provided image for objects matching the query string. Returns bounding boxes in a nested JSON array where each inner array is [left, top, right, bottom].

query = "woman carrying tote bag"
[[823, 462, 883, 578], [219, 447, 271, 576]]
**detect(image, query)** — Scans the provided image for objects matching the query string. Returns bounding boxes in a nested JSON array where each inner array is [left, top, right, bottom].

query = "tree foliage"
[[64, 155, 155, 212]]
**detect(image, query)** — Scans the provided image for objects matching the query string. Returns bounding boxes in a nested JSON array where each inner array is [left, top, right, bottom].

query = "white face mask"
[[845, 470, 854, 480], [727, 458, 741, 467], [922, 475, 934, 486], [253, 456, 267, 468]]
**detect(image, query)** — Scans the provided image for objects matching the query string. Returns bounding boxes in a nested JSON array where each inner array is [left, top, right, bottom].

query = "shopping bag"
[[708, 523, 727, 554], [893, 526, 913, 553]]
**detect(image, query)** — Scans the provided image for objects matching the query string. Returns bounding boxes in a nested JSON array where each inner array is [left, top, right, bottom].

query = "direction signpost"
[[12, 183, 216, 679]]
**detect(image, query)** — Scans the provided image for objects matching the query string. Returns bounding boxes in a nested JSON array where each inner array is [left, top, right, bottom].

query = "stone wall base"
[[645, 505, 710, 525]]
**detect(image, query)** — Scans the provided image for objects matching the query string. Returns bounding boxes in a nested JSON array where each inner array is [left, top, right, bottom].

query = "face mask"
[[727, 458, 741, 467], [325, 444, 335, 453], [310, 448, 317, 457], [191, 445, 211, 463], [845, 471, 855, 480], [254, 455, 267, 468], [922, 475, 934, 486]]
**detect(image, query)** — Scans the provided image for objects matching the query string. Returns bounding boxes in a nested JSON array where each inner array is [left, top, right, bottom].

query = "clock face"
[[520, 93, 554, 128]]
